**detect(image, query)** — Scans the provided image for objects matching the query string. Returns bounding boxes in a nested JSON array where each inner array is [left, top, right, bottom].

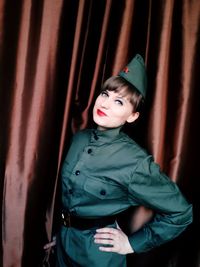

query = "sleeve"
[[128, 155, 193, 253]]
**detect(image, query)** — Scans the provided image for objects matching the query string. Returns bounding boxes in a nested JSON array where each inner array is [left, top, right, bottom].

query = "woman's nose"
[[100, 98, 110, 108]]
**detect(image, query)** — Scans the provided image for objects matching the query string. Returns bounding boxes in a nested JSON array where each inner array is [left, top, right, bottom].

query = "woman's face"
[[93, 90, 139, 131]]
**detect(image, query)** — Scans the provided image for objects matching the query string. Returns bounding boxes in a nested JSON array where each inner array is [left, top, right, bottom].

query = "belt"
[[61, 210, 116, 230]]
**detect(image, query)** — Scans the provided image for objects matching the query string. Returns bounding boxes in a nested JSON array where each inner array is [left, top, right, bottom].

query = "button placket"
[[68, 189, 73, 194]]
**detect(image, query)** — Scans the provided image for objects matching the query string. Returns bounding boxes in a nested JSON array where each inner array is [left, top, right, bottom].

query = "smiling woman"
[[56, 54, 192, 267], [92, 88, 140, 131]]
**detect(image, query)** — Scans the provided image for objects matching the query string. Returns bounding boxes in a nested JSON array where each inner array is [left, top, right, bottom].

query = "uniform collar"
[[91, 126, 122, 143]]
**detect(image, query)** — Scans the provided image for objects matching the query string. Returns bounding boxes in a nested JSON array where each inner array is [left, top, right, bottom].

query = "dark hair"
[[100, 76, 144, 113]]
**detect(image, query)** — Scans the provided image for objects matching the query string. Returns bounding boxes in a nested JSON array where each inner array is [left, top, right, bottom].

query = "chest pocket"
[[84, 177, 126, 200]]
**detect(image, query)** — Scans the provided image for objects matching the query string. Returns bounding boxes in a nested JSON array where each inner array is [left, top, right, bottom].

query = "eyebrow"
[[105, 90, 130, 103], [116, 95, 130, 104]]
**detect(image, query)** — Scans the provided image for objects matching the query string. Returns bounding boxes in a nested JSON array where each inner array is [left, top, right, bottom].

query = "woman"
[[56, 54, 193, 266]]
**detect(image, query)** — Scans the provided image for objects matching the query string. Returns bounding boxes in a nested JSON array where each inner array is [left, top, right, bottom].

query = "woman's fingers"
[[94, 238, 114, 245], [94, 227, 134, 255], [96, 227, 118, 234]]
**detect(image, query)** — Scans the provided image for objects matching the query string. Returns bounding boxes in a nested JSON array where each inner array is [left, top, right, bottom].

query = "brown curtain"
[[0, 0, 199, 266]]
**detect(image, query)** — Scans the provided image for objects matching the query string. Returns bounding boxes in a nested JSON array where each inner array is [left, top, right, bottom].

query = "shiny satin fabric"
[[0, 0, 199, 266]]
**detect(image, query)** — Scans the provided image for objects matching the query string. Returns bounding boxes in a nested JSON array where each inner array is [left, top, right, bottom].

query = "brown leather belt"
[[61, 210, 116, 230]]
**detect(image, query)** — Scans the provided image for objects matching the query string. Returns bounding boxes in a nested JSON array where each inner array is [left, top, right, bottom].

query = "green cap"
[[118, 54, 147, 98]]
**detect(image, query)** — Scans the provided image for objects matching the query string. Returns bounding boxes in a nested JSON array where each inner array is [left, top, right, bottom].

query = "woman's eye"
[[101, 91, 109, 97], [115, 99, 123, 105]]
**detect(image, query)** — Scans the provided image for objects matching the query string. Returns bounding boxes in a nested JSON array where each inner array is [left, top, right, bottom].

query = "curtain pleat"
[[1, 1, 64, 266], [148, 0, 174, 169], [2, 1, 33, 265], [168, 0, 200, 180], [79, 0, 113, 129], [111, 0, 135, 73]]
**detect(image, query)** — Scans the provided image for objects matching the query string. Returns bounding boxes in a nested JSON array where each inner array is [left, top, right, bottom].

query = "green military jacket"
[[59, 127, 192, 266]]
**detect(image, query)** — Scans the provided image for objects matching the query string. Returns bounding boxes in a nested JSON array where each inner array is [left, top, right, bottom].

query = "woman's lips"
[[97, 109, 107, 116]]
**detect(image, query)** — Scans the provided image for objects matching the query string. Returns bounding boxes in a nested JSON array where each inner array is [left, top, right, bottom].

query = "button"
[[100, 189, 106, 196], [69, 189, 73, 194], [70, 210, 76, 216], [87, 148, 92, 154], [94, 135, 98, 140], [75, 170, 80, 175]]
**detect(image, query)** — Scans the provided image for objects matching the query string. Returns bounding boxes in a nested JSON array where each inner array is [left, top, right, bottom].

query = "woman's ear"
[[126, 112, 140, 123]]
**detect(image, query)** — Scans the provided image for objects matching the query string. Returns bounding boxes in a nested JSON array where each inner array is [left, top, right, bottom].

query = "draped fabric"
[[0, 1, 199, 266]]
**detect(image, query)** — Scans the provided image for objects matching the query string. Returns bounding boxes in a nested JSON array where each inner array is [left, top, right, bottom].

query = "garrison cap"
[[118, 54, 147, 98]]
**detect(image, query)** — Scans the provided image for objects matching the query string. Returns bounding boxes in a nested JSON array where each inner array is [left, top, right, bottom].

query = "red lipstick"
[[97, 109, 107, 116]]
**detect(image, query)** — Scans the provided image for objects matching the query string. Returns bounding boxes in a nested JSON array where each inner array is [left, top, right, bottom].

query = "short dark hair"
[[101, 76, 144, 113]]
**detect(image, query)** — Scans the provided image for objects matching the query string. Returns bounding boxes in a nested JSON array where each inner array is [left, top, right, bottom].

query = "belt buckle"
[[62, 212, 71, 227]]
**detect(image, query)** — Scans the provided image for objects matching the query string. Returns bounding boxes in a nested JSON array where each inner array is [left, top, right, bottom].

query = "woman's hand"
[[94, 227, 134, 255], [43, 236, 56, 250]]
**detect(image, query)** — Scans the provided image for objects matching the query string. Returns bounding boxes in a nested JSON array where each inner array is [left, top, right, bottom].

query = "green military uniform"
[[56, 127, 192, 266]]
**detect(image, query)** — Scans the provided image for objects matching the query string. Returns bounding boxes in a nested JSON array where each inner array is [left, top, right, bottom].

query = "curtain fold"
[[168, 0, 200, 180], [148, 0, 174, 168], [0, 1, 199, 267], [1, 0, 64, 266]]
